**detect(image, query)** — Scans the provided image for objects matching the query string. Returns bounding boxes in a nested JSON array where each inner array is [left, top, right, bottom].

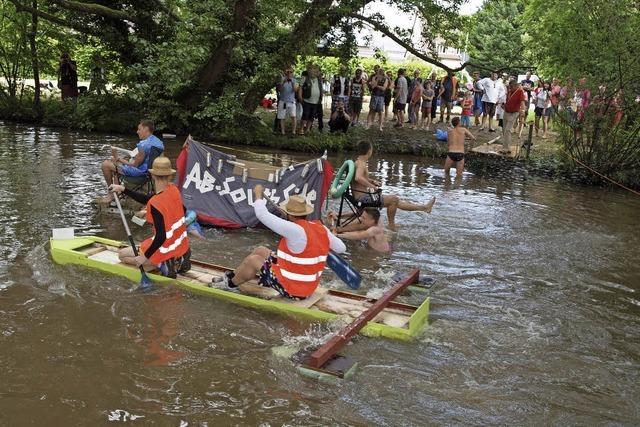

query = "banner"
[[176, 138, 333, 228]]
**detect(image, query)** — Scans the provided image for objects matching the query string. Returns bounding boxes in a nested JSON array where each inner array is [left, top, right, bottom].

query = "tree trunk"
[[240, 0, 371, 112], [29, 0, 41, 117], [178, 0, 256, 111]]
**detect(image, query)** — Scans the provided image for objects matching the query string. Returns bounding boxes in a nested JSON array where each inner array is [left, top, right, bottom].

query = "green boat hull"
[[49, 236, 429, 340]]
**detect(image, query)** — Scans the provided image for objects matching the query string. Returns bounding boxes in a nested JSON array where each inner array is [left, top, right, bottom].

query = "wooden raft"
[[303, 269, 420, 371], [82, 244, 415, 328], [470, 135, 520, 158]]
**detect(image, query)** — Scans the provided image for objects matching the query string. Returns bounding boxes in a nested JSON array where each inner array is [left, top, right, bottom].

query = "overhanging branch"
[[7, 0, 102, 35], [352, 13, 455, 72], [48, 0, 140, 24], [352, 13, 537, 74]]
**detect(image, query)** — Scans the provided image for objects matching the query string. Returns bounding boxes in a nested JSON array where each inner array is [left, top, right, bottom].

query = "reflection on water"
[[0, 121, 639, 425]]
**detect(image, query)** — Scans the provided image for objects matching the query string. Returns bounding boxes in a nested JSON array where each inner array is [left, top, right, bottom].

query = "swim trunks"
[[259, 255, 305, 300], [356, 191, 384, 208], [447, 152, 465, 162]]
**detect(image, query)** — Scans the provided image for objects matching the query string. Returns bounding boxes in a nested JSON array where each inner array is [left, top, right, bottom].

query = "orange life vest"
[[272, 220, 330, 298], [140, 184, 189, 265]]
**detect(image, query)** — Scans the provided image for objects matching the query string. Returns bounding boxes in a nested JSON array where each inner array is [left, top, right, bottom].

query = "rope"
[[567, 153, 640, 197], [204, 141, 261, 157]]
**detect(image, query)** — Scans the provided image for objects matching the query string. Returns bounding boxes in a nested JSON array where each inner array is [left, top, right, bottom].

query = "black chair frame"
[[336, 186, 383, 228]]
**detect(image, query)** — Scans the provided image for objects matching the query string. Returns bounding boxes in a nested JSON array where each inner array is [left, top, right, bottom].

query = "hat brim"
[[149, 168, 176, 176], [278, 201, 314, 216]]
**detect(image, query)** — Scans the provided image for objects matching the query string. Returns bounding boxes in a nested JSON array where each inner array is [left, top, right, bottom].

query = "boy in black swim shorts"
[[444, 117, 476, 177]]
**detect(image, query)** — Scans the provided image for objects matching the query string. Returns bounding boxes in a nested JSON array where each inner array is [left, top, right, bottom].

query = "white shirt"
[[535, 89, 549, 108], [339, 76, 346, 96], [395, 76, 408, 103], [253, 198, 346, 255], [496, 81, 507, 104], [303, 78, 321, 104], [480, 77, 499, 103]]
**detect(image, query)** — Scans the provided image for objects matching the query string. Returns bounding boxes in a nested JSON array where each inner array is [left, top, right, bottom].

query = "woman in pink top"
[[575, 77, 591, 123], [550, 78, 561, 120], [409, 81, 424, 129]]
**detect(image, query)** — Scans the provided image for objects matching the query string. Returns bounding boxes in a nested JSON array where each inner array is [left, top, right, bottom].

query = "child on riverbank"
[[420, 81, 435, 130], [460, 91, 473, 128]]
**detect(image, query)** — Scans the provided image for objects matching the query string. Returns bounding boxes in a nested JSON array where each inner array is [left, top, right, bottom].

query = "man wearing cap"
[[109, 156, 191, 278], [219, 185, 346, 299]]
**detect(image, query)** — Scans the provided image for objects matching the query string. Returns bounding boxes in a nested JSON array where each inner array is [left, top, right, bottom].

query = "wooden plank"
[[82, 246, 107, 256], [304, 269, 420, 369], [327, 290, 418, 312], [470, 137, 520, 158], [281, 287, 329, 309], [237, 283, 281, 299]]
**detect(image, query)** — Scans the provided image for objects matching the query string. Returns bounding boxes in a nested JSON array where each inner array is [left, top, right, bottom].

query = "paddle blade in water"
[[136, 270, 154, 292], [327, 251, 361, 290]]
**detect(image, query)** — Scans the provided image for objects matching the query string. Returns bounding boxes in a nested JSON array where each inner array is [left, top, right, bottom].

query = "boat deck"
[[82, 243, 414, 329]]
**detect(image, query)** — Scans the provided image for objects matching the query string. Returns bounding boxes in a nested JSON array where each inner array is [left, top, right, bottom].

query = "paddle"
[[264, 195, 361, 290], [108, 184, 153, 290], [326, 250, 361, 290]]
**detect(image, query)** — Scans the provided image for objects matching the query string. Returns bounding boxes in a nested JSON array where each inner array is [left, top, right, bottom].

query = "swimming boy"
[[336, 208, 390, 253]]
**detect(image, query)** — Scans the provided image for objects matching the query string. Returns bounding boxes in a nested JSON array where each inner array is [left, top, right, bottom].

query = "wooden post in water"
[[304, 269, 420, 369], [525, 123, 534, 161]]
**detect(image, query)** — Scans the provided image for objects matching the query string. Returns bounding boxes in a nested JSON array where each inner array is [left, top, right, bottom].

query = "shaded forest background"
[[0, 0, 639, 186]]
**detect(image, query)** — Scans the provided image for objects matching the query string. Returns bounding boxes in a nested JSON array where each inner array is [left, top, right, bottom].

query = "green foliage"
[[300, 56, 434, 80], [521, 0, 640, 187], [467, 0, 530, 74], [0, 0, 30, 100], [523, 0, 640, 84]]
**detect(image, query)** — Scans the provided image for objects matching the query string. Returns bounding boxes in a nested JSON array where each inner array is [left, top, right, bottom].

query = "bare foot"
[[423, 196, 436, 213], [388, 223, 399, 232]]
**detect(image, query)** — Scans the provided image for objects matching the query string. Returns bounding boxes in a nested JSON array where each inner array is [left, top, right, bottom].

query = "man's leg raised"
[[231, 246, 271, 286]]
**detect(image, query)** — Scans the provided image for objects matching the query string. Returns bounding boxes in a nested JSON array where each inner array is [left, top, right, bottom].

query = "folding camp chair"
[[335, 186, 383, 228], [119, 146, 164, 198]]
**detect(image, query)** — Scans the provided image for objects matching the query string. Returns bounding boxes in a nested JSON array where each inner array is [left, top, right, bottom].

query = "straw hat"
[[149, 156, 175, 176], [279, 195, 314, 216]]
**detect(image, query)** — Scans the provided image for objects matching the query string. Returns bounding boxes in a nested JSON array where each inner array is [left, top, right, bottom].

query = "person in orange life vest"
[[109, 156, 190, 277], [220, 184, 346, 299]]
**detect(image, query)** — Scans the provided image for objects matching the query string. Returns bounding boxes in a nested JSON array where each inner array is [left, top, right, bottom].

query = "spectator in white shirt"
[[479, 72, 499, 132], [393, 68, 408, 128], [494, 74, 508, 129]]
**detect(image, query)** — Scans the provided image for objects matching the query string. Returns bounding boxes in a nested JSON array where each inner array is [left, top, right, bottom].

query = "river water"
[[0, 122, 639, 426]]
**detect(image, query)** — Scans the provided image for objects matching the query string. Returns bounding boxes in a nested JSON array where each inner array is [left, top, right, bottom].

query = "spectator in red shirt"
[[261, 97, 275, 109], [501, 80, 527, 154]]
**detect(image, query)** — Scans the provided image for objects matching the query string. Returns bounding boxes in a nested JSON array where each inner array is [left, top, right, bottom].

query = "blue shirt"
[[136, 135, 164, 173], [279, 77, 297, 103]]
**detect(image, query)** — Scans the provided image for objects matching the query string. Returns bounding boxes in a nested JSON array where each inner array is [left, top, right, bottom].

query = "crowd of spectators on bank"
[[269, 63, 629, 143]]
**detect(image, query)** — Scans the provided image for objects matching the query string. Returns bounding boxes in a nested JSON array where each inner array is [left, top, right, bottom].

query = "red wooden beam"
[[305, 269, 420, 369]]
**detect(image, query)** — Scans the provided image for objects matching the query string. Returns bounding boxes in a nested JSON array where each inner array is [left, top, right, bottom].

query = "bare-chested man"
[[351, 140, 435, 231], [444, 116, 476, 177], [330, 208, 390, 253]]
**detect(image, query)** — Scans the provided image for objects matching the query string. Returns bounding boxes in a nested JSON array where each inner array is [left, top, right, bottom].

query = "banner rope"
[[567, 153, 640, 197], [203, 142, 261, 157]]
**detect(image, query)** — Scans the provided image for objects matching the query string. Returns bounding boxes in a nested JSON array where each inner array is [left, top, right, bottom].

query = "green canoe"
[[49, 235, 429, 340]]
